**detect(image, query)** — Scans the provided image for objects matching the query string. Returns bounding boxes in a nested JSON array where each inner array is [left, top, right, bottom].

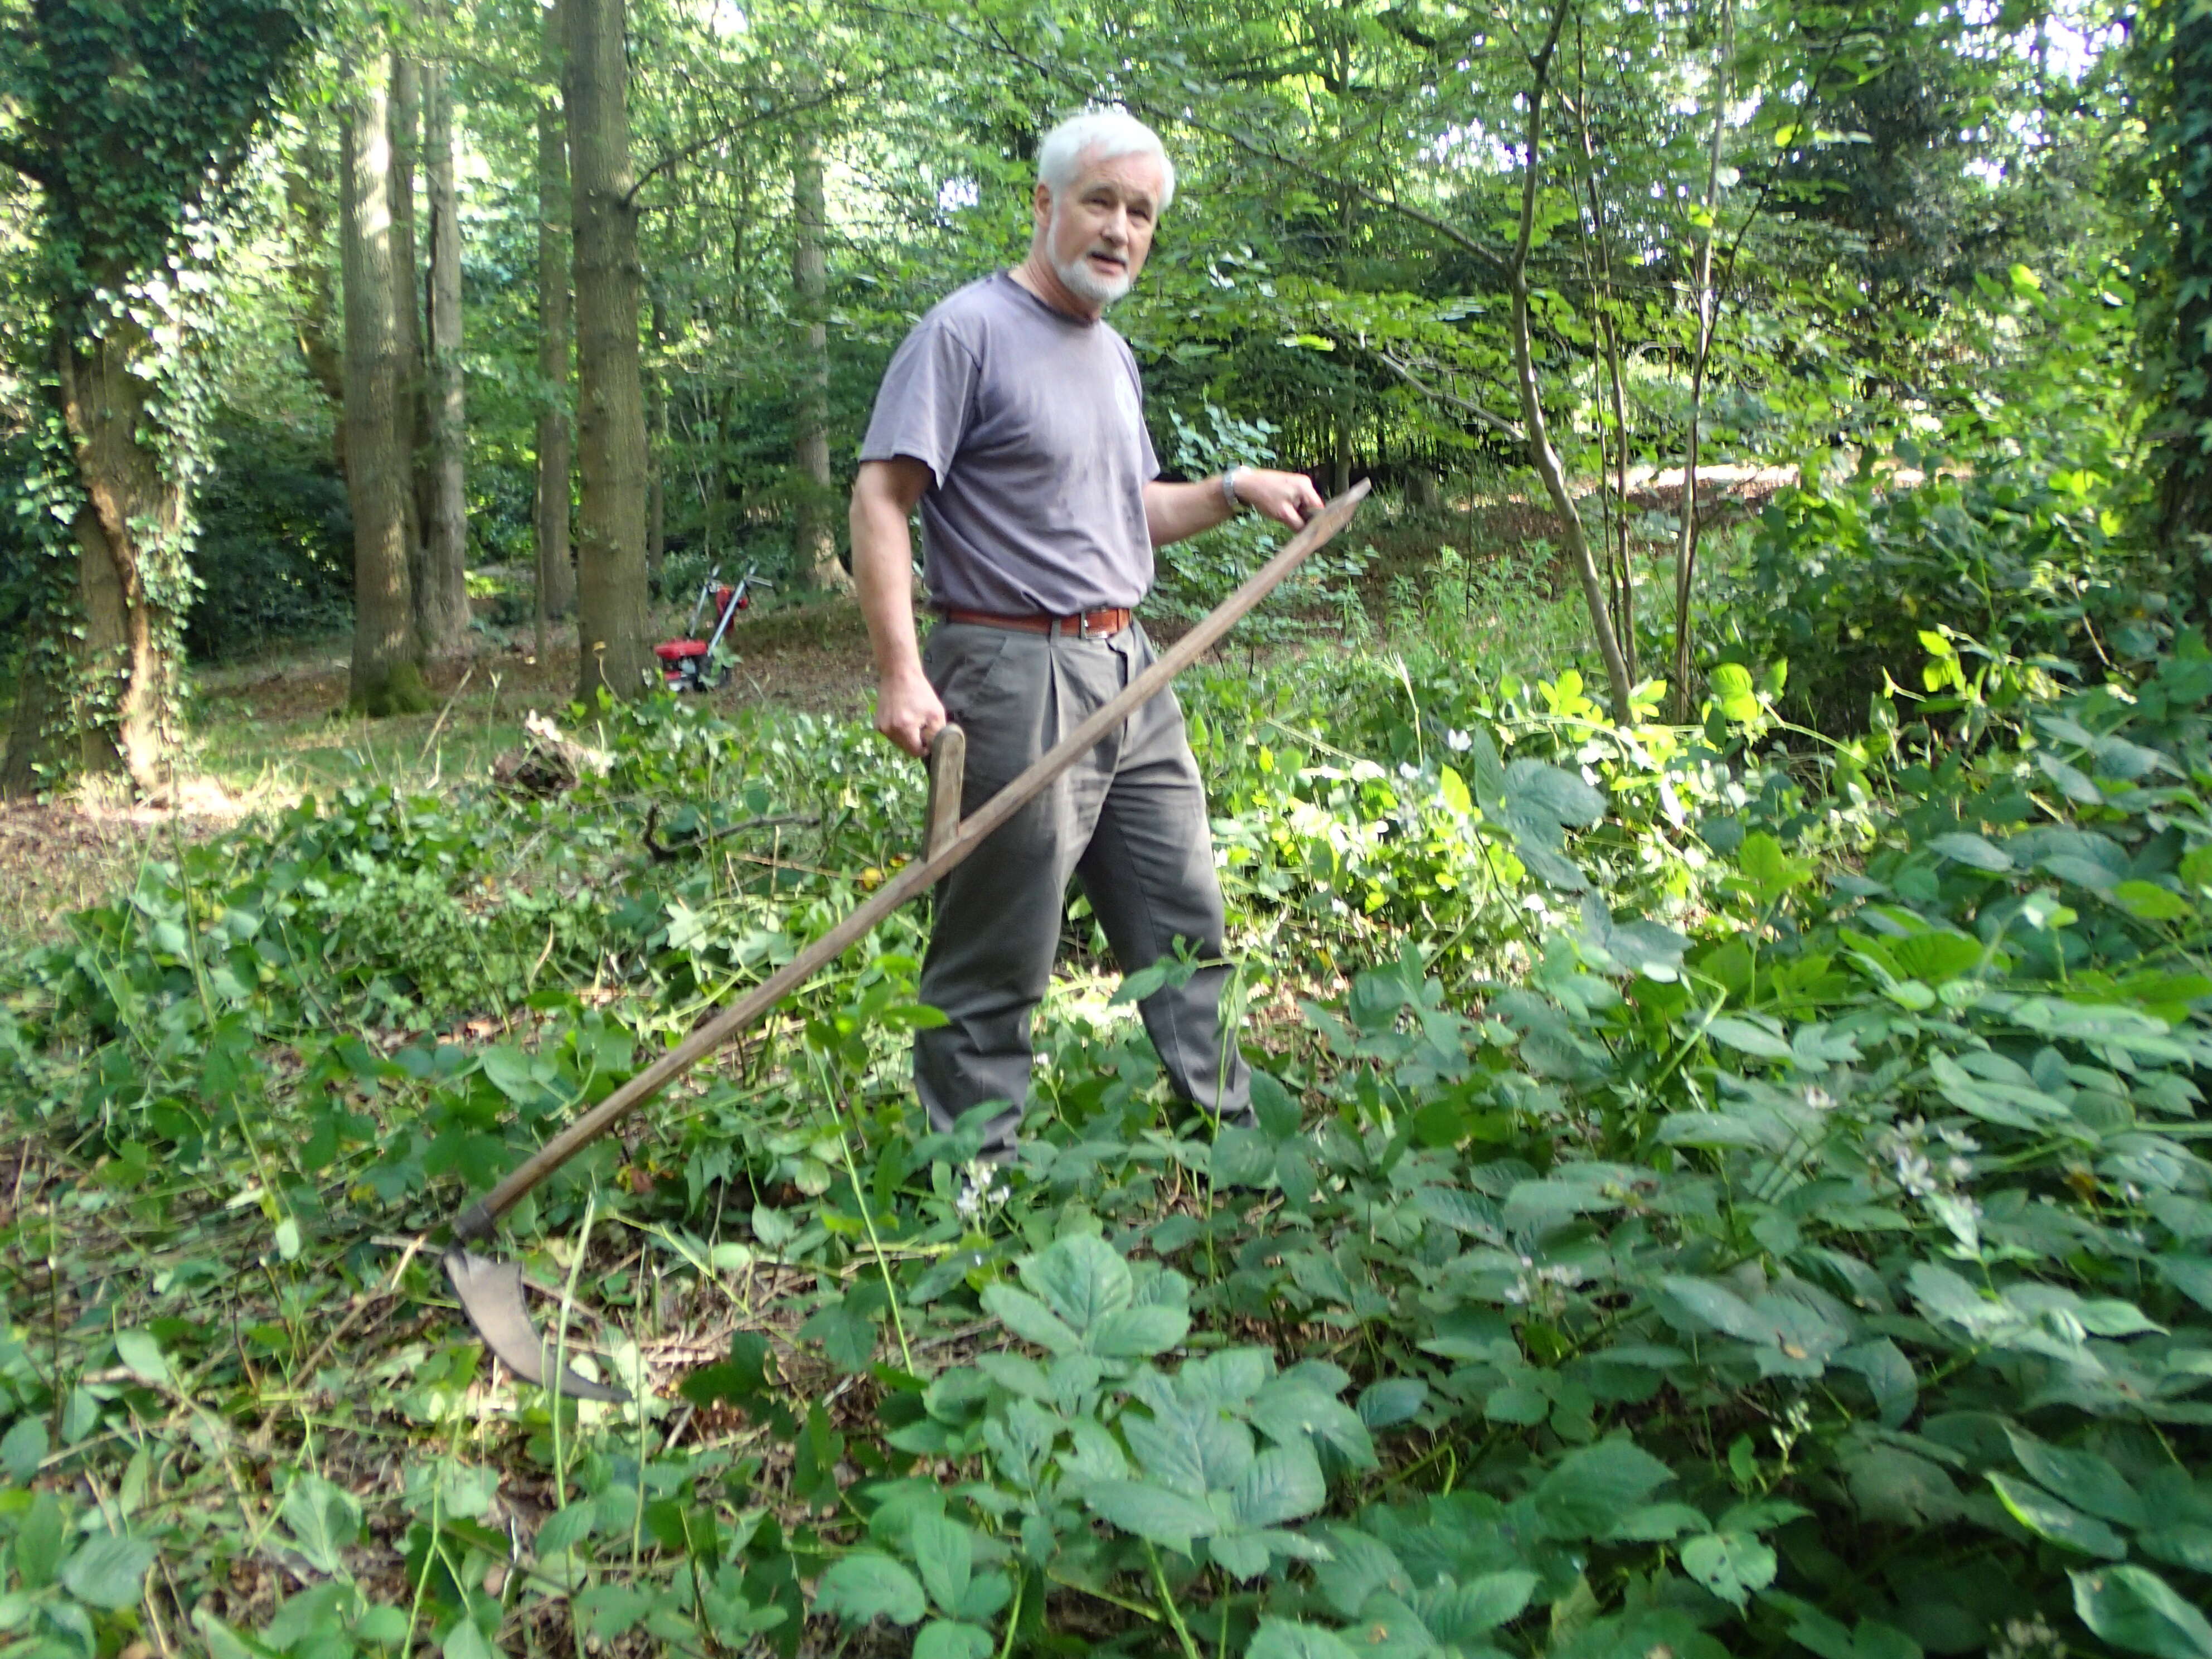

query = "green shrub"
[[186, 413, 352, 660]]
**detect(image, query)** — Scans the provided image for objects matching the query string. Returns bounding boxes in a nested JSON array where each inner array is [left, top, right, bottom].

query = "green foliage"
[[1148, 404, 1370, 642], [1717, 270, 2156, 733], [184, 413, 352, 659], [8, 535, 2212, 1656]]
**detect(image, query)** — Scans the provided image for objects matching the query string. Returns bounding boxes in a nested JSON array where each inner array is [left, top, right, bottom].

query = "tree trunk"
[[52, 321, 182, 793], [648, 295, 667, 588], [389, 48, 432, 645], [566, 0, 654, 701], [790, 113, 847, 591], [534, 0, 575, 634], [420, 57, 472, 655], [343, 57, 431, 716]]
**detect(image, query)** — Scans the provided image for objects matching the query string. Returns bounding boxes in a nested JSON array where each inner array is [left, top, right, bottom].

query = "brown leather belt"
[[942, 607, 1133, 637]]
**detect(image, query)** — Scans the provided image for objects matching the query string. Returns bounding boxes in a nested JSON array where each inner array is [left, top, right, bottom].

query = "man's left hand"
[[1235, 468, 1328, 529]]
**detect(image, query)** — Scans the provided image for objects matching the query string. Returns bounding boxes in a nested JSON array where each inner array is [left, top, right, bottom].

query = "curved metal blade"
[[444, 1249, 630, 1403]]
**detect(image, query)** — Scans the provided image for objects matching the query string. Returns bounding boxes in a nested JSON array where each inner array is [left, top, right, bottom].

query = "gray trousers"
[[915, 619, 1250, 1148]]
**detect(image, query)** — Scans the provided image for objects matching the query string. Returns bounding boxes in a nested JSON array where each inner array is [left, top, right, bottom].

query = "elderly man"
[[849, 109, 1325, 1153]]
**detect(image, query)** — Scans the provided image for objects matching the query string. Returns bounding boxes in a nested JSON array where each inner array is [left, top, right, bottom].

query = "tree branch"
[[1374, 350, 1524, 441], [623, 83, 856, 208], [853, 0, 1517, 276]]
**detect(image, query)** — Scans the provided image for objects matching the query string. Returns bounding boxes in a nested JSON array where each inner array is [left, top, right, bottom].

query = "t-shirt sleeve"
[[857, 314, 979, 483]]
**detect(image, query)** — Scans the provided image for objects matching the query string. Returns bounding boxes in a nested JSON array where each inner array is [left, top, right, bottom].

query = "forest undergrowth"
[[4, 463, 2212, 1659]]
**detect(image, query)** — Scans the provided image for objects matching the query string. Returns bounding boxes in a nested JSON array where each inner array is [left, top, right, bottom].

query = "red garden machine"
[[654, 563, 769, 692]]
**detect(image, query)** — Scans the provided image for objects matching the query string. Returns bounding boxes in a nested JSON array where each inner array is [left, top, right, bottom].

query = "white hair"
[[1037, 110, 1176, 212]]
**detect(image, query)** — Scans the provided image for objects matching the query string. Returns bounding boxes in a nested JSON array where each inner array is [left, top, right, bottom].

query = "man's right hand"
[[876, 670, 948, 758]]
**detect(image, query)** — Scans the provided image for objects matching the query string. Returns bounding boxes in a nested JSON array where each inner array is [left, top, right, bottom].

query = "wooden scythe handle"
[[449, 479, 1370, 1244]]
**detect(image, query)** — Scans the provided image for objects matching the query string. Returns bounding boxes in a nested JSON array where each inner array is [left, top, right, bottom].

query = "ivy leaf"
[[1313, 1527, 1411, 1618], [1735, 831, 1816, 899], [814, 1554, 928, 1627], [1212, 1127, 1278, 1187], [2070, 1566, 2212, 1659], [1710, 662, 1763, 724]]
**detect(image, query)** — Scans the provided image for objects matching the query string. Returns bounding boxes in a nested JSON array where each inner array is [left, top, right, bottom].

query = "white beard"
[[1050, 207, 1132, 305]]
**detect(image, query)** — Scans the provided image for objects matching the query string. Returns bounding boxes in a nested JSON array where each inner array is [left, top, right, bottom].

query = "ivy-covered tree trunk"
[[790, 108, 846, 591], [420, 56, 472, 655], [52, 322, 182, 789], [0, 646, 64, 800], [2161, 0, 2212, 566], [343, 55, 431, 716], [566, 0, 653, 701], [0, 0, 299, 795]]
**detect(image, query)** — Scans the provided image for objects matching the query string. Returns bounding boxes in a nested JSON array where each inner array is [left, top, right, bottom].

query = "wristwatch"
[[1220, 465, 1250, 513]]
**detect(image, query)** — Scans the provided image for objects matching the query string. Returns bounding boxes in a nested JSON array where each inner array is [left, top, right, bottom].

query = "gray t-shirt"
[[858, 272, 1161, 615]]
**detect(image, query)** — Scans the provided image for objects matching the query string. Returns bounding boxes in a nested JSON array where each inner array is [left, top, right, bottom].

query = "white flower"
[[954, 1160, 1010, 1221]]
